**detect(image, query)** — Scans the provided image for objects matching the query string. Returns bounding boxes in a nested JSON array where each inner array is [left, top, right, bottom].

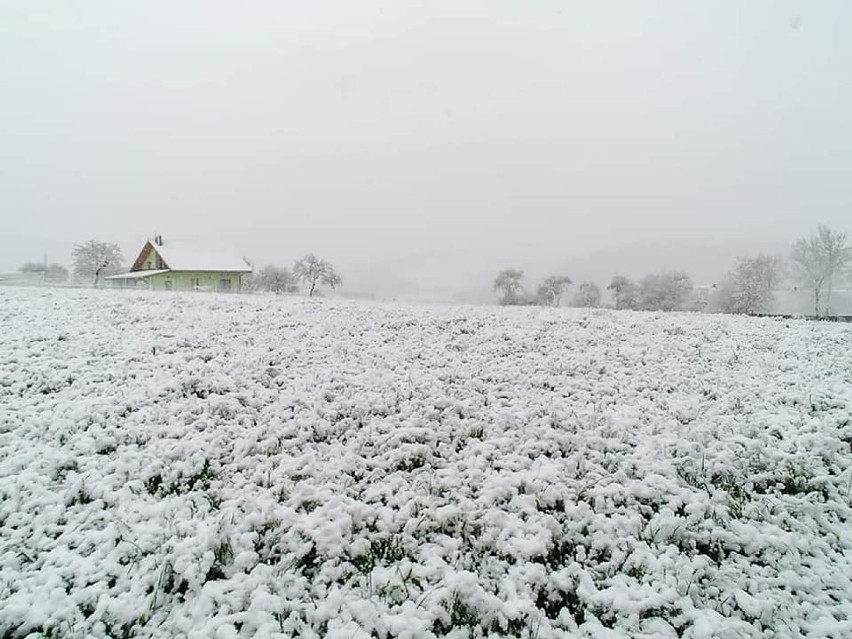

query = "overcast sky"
[[2, 1, 850, 297]]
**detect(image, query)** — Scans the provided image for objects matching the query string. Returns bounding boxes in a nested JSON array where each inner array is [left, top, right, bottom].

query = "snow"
[[153, 240, 252, 273], [104, 270, 170, 280], [1, 287, 851, 638]]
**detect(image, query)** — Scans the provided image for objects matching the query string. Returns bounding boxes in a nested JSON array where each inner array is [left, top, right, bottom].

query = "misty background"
[[2, 1, 850, 302]]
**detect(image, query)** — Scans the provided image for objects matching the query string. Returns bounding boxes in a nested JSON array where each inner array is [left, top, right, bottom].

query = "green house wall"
[[147, 271, 244, 292]]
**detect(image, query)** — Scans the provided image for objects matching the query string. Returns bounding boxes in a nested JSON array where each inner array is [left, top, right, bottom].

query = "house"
[[106, 236, 252, 292]]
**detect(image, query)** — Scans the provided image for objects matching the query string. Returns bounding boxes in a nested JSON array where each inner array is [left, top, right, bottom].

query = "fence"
[[753, 313, 852, 323]]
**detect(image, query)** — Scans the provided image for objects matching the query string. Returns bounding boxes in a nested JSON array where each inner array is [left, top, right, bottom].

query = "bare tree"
[[638, 271, 693, 312], [493, 269, 526, 305], [607, 275, 639, 310], [72, 241, 124, 286], [791, 225, 852, 316], [572, 281, 602, 308], [717, 255, 783, 315], [535, 275, 572, 306], [293, 254, 342, 297]]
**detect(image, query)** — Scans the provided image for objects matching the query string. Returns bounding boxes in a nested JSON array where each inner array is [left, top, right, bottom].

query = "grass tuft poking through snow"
[[1, 288, 852, 638]]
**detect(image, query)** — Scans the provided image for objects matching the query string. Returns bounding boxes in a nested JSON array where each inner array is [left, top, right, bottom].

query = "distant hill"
[[552, 238, 789, 287], [0, 272, 43, 286], [339, 237, 791, 303]]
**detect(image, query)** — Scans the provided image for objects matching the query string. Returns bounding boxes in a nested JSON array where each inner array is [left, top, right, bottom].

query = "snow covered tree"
[[790, 225, 852, 316], [19, 262, 43, 274], [19, 262, 69, 283], [638, 271, 693, 312], [493, 269, 526, 305], [607, 275, 639, 310], [572, 281, 602, 308], [293, 254, 342, 297], [257, 265, 295, 294], [690, 286, 711, 313], [717, 255, 782, 315], [535, 275, 572, 306], [72, 241, 124, 286]]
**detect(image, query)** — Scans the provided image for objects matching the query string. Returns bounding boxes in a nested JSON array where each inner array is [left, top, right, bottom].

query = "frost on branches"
[[718, 255, 782, 315]]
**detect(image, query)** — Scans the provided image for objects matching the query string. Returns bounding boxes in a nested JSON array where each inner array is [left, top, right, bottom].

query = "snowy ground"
[[1, 287, 851, 639]]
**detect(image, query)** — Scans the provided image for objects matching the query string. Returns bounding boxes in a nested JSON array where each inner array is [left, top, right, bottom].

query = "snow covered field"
[[1, 287, 851, 639]]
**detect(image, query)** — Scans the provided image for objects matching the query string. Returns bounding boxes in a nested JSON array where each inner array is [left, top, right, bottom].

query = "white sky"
[[2, 1, 850, 297]]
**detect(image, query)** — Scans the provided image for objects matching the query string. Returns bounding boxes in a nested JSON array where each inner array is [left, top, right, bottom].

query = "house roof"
[[105, 269, 170, 280], [146, 239, 252, 273]]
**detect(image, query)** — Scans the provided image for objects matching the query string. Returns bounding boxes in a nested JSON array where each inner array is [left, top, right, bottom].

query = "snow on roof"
[[153, 240, 252, 273], [105, 269, 170, 280]]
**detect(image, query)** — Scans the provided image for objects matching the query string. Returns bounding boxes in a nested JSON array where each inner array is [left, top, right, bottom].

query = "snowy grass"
[[1, 287, 851, 638]]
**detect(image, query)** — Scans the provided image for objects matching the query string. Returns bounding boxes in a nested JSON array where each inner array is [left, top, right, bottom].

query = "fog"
[[2, 1, 850, 300]]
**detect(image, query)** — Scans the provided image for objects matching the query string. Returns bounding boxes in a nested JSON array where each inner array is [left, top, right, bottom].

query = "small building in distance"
[[768, 288, 852, 316], [106, 236, 252, 292]]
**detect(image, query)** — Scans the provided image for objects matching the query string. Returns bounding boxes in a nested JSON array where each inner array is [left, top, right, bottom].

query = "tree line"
[[494, 269, 696, 311], [244, 255, 342, 297], [493, 225, 852, 316], [716, 225, 850, 316], [16, 241, 125, 286]]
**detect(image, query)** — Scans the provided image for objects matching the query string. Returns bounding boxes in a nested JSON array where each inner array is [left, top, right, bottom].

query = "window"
[[218, 279, 231, 292], [164, 280, 173, 291]]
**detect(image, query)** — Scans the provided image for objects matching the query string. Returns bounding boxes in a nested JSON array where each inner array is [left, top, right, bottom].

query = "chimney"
[[154, 234, 163, 246]]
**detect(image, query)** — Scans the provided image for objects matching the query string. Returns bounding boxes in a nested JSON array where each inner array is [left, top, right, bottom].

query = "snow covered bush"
[[1, 288, 851, 638]]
